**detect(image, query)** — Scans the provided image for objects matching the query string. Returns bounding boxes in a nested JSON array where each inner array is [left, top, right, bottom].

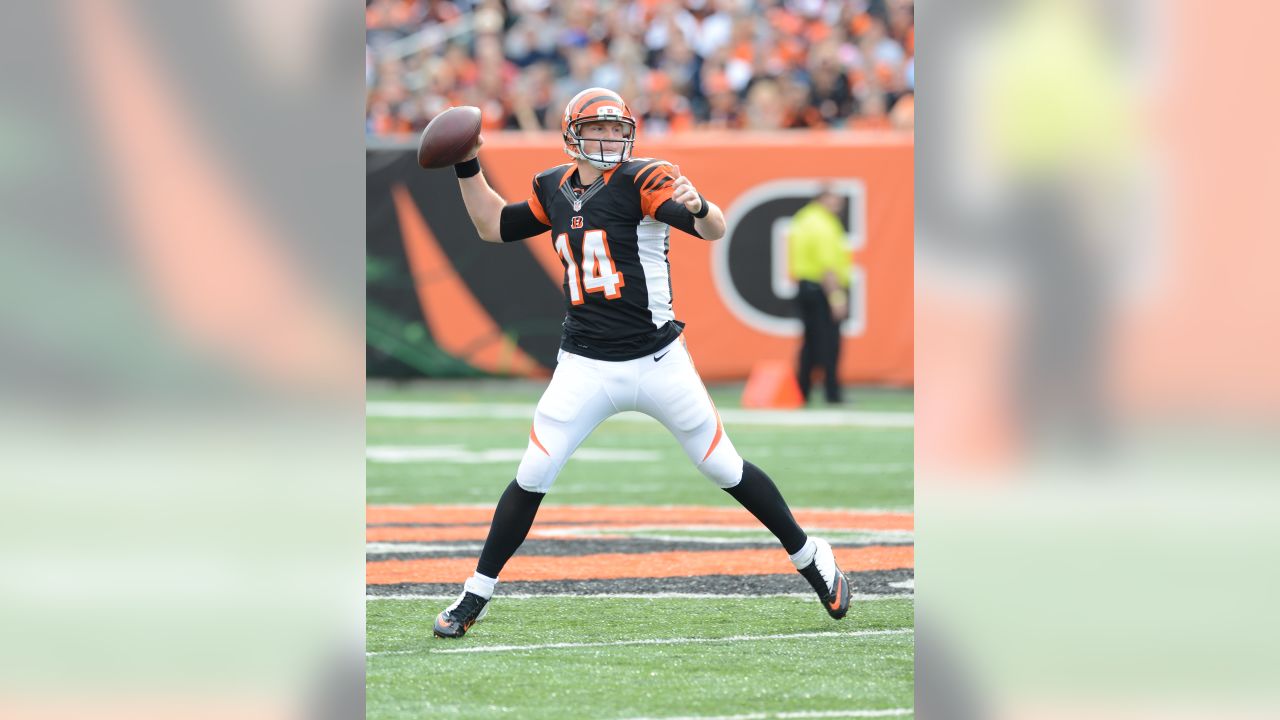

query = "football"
[[417, 106, 482, 169]]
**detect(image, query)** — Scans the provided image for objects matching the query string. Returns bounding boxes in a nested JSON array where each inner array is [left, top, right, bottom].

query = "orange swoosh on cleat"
[[827, 575, 845, 609]]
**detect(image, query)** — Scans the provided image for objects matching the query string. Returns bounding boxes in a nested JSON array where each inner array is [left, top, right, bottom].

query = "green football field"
[[367, 380, 914, 719]]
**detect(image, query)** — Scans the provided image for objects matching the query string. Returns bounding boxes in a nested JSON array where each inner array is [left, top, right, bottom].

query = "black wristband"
[[691, 194, 710, 218], [454, 157, 481, 178]]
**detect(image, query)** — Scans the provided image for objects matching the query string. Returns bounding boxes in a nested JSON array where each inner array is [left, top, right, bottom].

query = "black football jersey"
[[502, 158, 702, 361]]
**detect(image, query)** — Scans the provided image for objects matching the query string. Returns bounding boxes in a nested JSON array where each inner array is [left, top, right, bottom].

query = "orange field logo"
[[367, 504, 914, 597]]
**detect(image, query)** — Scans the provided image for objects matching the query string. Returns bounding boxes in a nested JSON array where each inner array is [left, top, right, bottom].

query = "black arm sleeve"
[[499, 202, 551, 243], [654, 199, 704, 239]]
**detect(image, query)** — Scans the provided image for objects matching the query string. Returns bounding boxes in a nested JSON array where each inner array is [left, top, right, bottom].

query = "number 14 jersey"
[[516, 158, 703, 361]]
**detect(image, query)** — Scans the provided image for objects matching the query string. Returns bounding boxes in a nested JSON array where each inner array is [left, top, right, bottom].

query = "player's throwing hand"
[[670, 166, 703, 215], [462, 134, 484, 162]]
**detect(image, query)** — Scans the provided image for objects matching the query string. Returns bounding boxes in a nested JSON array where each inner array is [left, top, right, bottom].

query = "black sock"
[[723, 460, 808, 555], [475, 479, 545, 578]]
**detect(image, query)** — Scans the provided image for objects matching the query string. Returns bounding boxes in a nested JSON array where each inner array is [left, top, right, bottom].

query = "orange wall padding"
[[431, 132, 913, 384]]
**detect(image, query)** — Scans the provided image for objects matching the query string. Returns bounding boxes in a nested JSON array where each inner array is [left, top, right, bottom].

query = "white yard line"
[[367, 446, 660, 463], [717, 409, 912, 428], [533, 524, 907, 534], [368, 502, 914, 514], [613, 709, 913, 720], [366, 542, 484, 553], [607, 533, 912, 544], [367, 628, 912, 656], [367, 402, 913, 429], [367, 592, 913, 601], [526, 527, 914, 543]]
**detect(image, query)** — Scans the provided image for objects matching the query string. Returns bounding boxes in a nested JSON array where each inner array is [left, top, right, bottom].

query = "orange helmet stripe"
[[566, 88, 633, 125], [576, 95, 620, 117], [572, 91, 612, 116]]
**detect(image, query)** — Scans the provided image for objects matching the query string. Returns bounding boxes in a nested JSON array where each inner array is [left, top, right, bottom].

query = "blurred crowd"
[[366, 0, 914, 136]]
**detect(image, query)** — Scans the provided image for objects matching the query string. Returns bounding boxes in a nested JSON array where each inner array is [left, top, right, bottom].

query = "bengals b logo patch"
[[571, 216, 583, 229]]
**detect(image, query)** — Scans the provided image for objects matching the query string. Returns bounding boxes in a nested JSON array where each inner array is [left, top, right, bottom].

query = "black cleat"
[[798, 537, 851, 620], [433, 590, 489, 638]]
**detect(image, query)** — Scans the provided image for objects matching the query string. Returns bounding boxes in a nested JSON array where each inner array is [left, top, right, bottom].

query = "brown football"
[[417, 106, 482, 169]]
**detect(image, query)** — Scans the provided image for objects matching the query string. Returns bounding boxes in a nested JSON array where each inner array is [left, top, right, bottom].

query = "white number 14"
[[555, 229, 624, 304]]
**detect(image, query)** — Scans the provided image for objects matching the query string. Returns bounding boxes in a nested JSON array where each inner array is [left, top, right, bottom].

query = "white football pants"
[[515, 336, 745, 493]]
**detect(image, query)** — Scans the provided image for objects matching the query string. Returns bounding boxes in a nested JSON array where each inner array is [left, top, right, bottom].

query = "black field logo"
[[713, 180, 867, 336]]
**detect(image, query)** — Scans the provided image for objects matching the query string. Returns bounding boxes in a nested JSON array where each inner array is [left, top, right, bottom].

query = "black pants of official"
[[796, 280, 843, 404]]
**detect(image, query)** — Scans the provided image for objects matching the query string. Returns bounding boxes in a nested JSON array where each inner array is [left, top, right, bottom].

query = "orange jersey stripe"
[[642, 166, 673, 193], [527, 188, 550, 226], [639, 166, 678, 217], [556, 165, 575, 189], [632, 160, 667, 187]]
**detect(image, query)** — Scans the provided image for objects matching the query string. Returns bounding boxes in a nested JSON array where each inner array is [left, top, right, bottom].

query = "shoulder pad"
[[616, 157, 668, 177], [625, 158, 676, 189], [535, 163, 574, 186]]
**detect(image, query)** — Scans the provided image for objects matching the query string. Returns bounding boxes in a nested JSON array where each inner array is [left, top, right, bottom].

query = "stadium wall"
[[367, 131, 913, 384]]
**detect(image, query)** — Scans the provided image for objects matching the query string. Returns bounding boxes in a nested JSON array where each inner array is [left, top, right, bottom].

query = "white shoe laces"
[[813, 538, 838, 594], [444, 591, 488, 623]]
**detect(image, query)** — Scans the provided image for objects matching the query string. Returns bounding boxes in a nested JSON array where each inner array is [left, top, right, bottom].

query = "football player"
[[434, 88, 850, 638]]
